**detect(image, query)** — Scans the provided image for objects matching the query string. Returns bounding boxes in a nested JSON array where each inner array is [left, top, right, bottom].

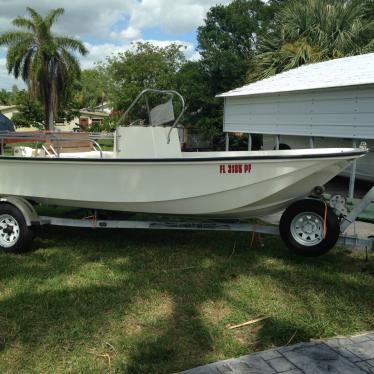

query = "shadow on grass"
[[0, 226, 372, 373]]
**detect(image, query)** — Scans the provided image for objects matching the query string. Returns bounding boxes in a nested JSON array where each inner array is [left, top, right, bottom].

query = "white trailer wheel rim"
[[290, 212, 324, 247], [0, 214, 20, 248]]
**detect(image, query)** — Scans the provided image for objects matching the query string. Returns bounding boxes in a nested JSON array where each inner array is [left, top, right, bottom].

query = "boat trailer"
[[1, 187, 373, 255]]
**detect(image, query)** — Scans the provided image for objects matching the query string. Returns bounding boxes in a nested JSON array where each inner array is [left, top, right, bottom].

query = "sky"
[[0, 0, 232, 90]]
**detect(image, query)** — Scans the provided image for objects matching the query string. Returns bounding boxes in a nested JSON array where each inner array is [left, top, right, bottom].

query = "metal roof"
[[79, 110, 109, 117], [218, 53, 374, 97]]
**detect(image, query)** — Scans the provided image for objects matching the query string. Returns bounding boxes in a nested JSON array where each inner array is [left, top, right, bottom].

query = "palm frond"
[[45, 8, 65, 28], [26, 7, 43, 25], [55, 37, 88, 55], [0, 31, 33, 46], [6, 40, 35, 77], [59, 49, 81, 76], [12, 17, 35, 31], [21, 49, 35, 81], [251, 0, 374, 83]]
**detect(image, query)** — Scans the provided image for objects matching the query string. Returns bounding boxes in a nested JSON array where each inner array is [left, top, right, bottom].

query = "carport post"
[[309, 137, 314, 148], [248, 134, 252, 151], [225, 132, 229, 151], [348, 139, 357, 199], [275, 135, 280, 150]]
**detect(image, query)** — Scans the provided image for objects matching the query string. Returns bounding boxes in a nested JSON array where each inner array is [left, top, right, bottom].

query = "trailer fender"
[[0, 197, 39, 226]]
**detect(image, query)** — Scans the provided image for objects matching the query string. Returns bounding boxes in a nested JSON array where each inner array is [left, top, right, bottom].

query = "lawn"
[[0, 223, 373, 373]]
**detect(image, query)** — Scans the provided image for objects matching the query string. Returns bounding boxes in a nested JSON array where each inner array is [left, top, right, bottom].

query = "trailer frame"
[[1, 188, 372, 254]]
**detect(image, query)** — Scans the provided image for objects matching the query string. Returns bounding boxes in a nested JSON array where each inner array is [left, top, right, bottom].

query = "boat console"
[[115, 126, 181, 158], [114, 88, 185, 158]]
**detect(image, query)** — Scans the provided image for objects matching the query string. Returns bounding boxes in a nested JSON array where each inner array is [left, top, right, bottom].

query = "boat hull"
[[0, 149, 365, 217], [263, 136, 374, 182]]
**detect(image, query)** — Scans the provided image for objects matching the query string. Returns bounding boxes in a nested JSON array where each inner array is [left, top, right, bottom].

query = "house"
[[55, 110, 110, 132], [93, 102, 112, 114], [0, 105, 38, 132], [0, 105, 18, 119], [76, 110, 110, 129], [0, 102, 111, 132]]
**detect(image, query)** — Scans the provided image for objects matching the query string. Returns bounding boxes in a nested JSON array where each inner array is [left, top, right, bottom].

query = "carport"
[[218, 53, 374, 198]]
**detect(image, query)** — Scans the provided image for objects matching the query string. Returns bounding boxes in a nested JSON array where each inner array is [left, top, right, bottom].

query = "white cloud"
[[0, 47, 24, 89], [0, 0, 232, 39], [124, 0, 228, 36], [0, 0, 134, 39], [80, 43, 129, 68], [151, 39, 200, 60], [81, 39, 198, 69], [0, 0, 230, 89], [119, 26, 142, 41], [0, 58, 25, 90], [0, 38, 198, 90]]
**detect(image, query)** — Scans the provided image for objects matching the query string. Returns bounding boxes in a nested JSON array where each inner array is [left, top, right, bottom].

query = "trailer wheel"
[[0, 203, 32, 253], [279, 199, 340, 257]]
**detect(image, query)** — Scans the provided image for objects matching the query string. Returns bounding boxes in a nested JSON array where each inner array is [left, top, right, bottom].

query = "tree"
[[11, 90, 44, 129], [176, 61, 223, 137], [181, 0, 279, 148], [74, 69, 107, 111], [251, 0, 374, 80], [0, 7, 87, 130], [197, 0, 277, 94], [101, 42, 186, 113], [0, 90, 12, 105]]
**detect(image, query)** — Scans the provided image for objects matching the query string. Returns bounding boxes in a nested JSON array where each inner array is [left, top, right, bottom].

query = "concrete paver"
[[281, 343, 365, 374], [260, 350, 283, 361], [357, 361, 374, 374], [180, 331, 374, 374], [329, 346, 362, 363], [345, 341, 374, 361], [267, 357, 296, 372]]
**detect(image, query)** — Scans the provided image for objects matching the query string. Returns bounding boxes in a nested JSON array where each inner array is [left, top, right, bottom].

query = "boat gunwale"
[[0, 150, 367, 163]]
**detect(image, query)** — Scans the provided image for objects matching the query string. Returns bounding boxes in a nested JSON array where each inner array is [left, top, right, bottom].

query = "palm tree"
[[250, 0, 374, 81], [0, 7, 88, 130]]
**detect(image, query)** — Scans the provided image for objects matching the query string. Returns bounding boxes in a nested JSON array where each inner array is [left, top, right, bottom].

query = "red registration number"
[[219, 164, 251, 174]]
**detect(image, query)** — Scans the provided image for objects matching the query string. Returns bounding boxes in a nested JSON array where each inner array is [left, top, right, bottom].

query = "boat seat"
[[13, 146, 34, 157], [44, 133, 94, 154]]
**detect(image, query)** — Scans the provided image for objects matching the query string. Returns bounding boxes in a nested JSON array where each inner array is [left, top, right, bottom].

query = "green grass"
[[0, 224, 373, 373], [3, 145, 12, 156], [97, 138, 114, 151]]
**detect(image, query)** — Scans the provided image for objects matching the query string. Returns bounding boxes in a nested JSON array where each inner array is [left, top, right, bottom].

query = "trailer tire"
[[280, 199, 340, 257], [0, 203, 33, 253]]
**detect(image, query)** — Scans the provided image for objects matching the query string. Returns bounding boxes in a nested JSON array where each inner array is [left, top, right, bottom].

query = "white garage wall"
[[223, 85, 374, 139]]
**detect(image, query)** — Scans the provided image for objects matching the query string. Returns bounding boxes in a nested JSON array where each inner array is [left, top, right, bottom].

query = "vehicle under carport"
[[0, 113, 15, 153]]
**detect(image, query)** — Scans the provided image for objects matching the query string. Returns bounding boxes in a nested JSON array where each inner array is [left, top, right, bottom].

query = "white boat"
[[0, 89, 369, 256], [0, 90, 367, 218], [0, 140, 365, 218]]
